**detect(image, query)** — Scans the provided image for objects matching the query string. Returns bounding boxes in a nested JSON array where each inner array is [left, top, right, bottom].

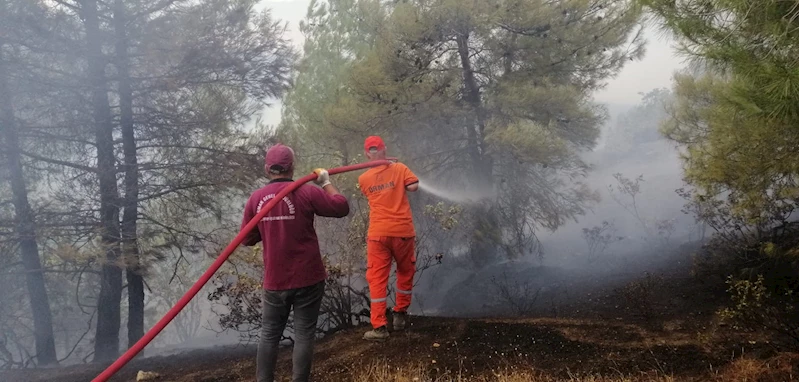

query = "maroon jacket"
[[241, 179, 349, 290]]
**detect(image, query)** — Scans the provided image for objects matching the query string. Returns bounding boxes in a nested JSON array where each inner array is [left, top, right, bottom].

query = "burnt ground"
[[3, 253, 798, 382], [3, 315, 796, 382], [6, 275, 799, 382]]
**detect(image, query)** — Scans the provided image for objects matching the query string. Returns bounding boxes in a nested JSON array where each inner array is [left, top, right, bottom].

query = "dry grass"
[[351, 362, 676, 382], [351, 355, 799, 381], [710, 354, 799, 382]]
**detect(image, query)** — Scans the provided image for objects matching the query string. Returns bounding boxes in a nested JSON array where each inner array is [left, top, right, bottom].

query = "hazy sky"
[[256, 0, 688, 125]]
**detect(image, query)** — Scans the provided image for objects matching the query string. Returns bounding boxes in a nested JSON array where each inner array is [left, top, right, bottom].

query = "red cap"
[[265, 144, 294, 173], [364, 136, 386, 152]]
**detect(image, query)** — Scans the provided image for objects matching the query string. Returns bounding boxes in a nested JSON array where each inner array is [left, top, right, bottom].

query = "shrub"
[[718, 274, 799, 349], [581, 221, 624, 263], [490, 271, 542, 317], [617, 272, 663, 323], [209, 201, 459, 341]]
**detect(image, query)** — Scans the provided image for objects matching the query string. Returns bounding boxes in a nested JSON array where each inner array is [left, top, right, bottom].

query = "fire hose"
[[92, 159, 394, 382]]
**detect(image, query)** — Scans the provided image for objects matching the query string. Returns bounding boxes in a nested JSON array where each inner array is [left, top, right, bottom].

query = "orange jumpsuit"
[[358, 162, 419, 329]]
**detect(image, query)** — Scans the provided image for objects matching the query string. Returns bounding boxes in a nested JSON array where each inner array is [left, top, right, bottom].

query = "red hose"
[[92, 159, 392, 382]]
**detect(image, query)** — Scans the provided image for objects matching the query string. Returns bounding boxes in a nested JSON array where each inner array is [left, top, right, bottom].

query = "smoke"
[[413, 90, 700, 317]]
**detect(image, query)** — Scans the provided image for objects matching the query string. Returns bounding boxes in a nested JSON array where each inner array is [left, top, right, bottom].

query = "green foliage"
[[719, 274, 799, 348], [687, 206, 799, 346], [0, 0, 297, 361], [279, 0, 385, 169], [642, 3, 799, 328], [312, 0, 643, 260], [642, 0, 799, 224], [641, 0, 799, 121], [662, 73, 799, 225], [423, 202, 461, 231]]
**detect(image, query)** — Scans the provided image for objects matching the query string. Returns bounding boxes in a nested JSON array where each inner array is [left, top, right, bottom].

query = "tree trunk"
[[456, 32, 500, 266], [113, 0, 144, 350], [503, 34, 518, 76], [0, 45, 59, 367], [82, 0, 124, 362], [455, 33, 491, 184]]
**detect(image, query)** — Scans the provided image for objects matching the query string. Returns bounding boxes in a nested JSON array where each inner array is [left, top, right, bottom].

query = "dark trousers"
[[257, 281, 325, 382]]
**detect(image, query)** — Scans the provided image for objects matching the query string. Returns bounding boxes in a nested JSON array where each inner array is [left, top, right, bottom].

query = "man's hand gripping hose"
[[313, 168, 331, 187], [92, 159, 394, 382]]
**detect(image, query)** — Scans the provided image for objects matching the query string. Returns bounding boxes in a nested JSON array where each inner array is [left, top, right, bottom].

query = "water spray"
[[418, 178, 495, 204]]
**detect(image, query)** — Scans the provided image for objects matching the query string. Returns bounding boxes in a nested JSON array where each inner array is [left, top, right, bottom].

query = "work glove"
[[313, 168, 331, 188]]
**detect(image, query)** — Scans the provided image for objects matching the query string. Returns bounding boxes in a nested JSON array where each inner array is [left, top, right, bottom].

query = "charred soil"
[[3, 253, 796, 381], [3, 315, 795, 381]]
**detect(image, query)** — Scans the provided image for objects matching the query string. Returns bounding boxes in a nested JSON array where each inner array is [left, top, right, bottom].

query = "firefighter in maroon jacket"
[[241, 143, 349, 382]]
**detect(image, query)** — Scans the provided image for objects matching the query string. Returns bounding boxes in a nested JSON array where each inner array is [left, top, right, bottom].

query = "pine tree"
[[280, 0, 385, 168], [642, 0, 799, 223], [325, 0, 644, 261], [0, 0, 59, 365], [0, 0, 296, 361]]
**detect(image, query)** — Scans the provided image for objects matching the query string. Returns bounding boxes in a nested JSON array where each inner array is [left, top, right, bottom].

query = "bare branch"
[[19, 150, 96, 174]]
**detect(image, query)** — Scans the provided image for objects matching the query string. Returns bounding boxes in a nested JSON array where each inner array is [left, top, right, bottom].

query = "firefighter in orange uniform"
[[358, 136, 419, 340]]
